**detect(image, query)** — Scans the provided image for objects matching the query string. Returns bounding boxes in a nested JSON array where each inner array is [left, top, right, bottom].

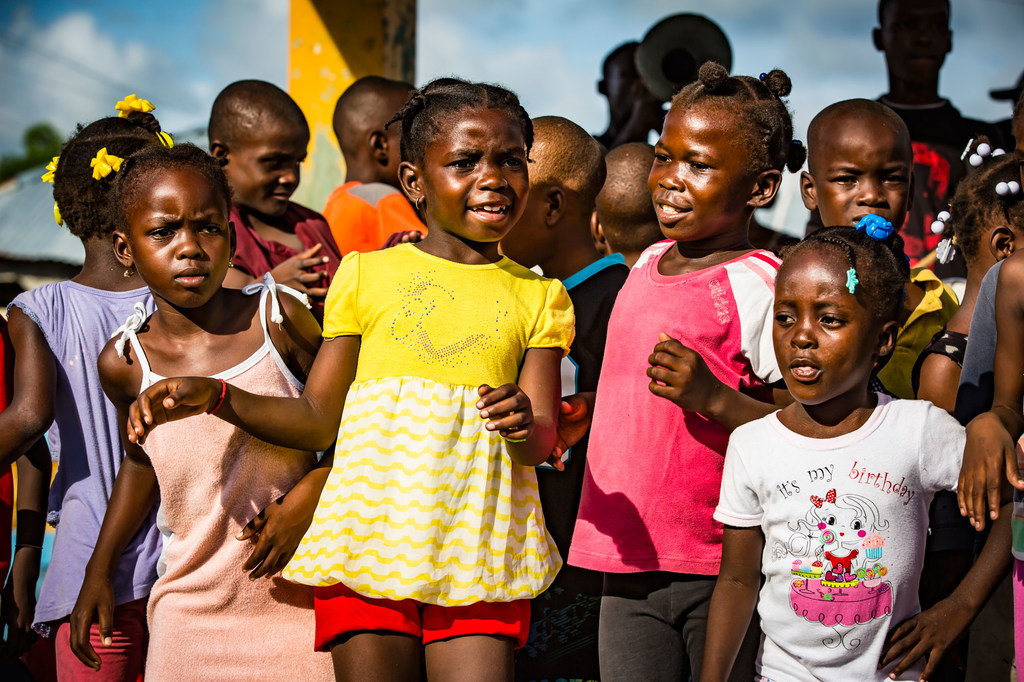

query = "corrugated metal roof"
[[0, 128, 209, 266], [0, 168, 85, 264]]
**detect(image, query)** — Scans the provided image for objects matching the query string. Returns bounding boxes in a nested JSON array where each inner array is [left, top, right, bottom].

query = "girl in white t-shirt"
[[701, 222, 1010, 682]]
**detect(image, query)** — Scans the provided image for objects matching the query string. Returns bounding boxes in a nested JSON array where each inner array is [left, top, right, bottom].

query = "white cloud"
[[0, 1, 289, 157]]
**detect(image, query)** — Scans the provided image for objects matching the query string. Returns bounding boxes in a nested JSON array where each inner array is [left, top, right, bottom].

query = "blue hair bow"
[[855, 214, 893, 241]]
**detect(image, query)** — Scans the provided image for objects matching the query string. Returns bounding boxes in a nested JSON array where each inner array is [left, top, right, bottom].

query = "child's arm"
[[916, 353, 961, 413], [648, 333, 781, 431], [0, 307, 57, 468], [477, 346, 562, 467], [127, 334, 360, 452], [960, 254, 1024, 529], [1, 438, 50, 658], [699, 526, 764, 682], [879, 500, 1012, 680], [237, 451, 333, 579], [69, 346, 160, 671]]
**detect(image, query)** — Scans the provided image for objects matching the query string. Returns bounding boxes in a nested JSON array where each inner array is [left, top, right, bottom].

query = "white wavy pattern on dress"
[[283, 376, 561, 605]]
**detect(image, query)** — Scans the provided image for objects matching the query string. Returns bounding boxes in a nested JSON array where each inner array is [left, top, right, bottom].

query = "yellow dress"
[[283, 244, 575, 606]]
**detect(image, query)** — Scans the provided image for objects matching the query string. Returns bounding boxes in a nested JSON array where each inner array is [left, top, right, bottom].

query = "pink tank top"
[[119, 277, 333, 681]]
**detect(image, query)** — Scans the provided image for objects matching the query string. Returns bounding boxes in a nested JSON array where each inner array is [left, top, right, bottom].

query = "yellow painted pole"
[[288, 0, 416, 212]]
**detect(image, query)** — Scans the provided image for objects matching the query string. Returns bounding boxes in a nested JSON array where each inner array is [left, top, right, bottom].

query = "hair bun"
[[762, 69, 792, 98], [697, 61, 729, 92], [786, 139, 807, 173], [124, 110, 163, 135]]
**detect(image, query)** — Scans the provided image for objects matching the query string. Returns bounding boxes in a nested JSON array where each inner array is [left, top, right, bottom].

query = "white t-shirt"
[[715, 395, 964, 682]]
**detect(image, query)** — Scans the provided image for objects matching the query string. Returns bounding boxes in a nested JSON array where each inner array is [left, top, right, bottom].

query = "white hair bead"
[[937, 210, 951, 222], [993, 148, 1006, 156], [931, 220, 946, 234], [977, 142, 992, 156], [997, 182, 1010, 196], [969, 153, 984, 167], [1010, 181, 1022, 195]]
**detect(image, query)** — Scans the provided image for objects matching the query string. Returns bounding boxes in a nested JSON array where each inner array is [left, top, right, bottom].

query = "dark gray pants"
[[598, 571, 760, 682]]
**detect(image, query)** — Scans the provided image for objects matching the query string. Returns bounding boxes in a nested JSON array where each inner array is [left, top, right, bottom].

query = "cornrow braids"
[[945, 137, 1024, 264], [52, 112, 166, 241], [671, 62, 804, 175], [113, 143, 232, 236], [782, 226, 908, 324], [386, 77, 533, 166]]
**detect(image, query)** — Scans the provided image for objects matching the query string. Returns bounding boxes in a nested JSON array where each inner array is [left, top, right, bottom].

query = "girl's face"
[[404, 107, 529, 245], [818, 503, 868, 550], [648, 103, 763, 244], [773, 248, 893, 410], [118, 166, 232, 308]]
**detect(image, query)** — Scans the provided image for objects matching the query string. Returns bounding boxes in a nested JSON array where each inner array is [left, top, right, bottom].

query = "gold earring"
[[123, 267, 134, 278], [228, 259, 234, 268], [415, 197, 425, 212]]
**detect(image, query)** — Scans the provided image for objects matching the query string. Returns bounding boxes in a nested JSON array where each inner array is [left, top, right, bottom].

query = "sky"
[[1, 0, 1021, 168]]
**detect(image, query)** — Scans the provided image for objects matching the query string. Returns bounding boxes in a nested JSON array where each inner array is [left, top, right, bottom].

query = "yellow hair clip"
[[155, 130, 174, 148], [54, 202, 63, 226], [115, 94, 155, 118], [41, 156, 59, 183], [90, 147, 123, 181]]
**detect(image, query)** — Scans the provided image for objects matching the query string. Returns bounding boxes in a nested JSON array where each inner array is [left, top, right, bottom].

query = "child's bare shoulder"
[[97, 333, 144, 404]]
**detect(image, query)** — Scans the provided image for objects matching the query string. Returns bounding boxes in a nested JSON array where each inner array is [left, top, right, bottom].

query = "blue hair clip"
[[855, 214, 894, 241], [846, 268, 859, 294], [759, 72, 767, 82]]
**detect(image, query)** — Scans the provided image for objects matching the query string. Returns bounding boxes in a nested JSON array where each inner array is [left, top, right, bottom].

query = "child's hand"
[[647, 333, 723, 414], [69, 570, 115, 671], [478, 383, 534, 443], [549, 393, 596, 470], [878, 594, 972, 680], [959, 412, 1022, 530], [127, 377, 223, 445], [381, 230, 424, 248], [237, 465, 327, 579], [268, 244, 330, 299], [0, 551, 39, 659]]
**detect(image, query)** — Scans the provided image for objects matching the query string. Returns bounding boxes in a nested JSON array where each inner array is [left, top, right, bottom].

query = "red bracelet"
[[207, 378, 227, 415]]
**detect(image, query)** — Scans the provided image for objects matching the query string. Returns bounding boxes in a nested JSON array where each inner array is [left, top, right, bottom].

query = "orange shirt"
[[322, 181, 426, 255]]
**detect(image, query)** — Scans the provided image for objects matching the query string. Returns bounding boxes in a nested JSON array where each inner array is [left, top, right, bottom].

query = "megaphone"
[[635, 14, 732, 101]]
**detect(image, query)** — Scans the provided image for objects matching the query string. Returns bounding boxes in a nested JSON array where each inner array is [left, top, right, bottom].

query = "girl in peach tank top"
[[68, 144, 332, 680], [118, 280, 333, 681]]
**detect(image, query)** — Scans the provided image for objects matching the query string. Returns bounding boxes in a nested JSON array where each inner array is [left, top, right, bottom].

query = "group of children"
[[0, 36, 1022, 682]]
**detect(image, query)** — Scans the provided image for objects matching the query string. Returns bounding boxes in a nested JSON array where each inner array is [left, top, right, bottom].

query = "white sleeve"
[[714, 423, 765, 527], [726, 253, 782, 384], [916, 401, 967, 494]]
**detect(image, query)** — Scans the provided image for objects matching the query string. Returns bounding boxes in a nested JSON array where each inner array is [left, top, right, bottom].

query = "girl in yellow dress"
[[126, 77, 574, 681]]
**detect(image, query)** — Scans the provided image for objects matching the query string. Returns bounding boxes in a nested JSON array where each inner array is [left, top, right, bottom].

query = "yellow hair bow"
[[115, 94, 155, 118], [155, 130, 174, 148], [54, 202, 63, 226], [41, 156, 59, 183], [90, 147, 123, 181]]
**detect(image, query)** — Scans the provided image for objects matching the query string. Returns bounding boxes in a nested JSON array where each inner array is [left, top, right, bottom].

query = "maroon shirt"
[[230, 202, 342, 317]]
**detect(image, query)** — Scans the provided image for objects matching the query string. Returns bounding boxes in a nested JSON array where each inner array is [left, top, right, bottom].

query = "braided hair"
[[386, 77, 533, 166], [671, 62, 805, 175], [52, 112, 166, 240], [782, 226, 908, 325]]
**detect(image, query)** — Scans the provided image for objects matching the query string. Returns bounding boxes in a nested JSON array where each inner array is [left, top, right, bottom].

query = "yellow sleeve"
[[322, 251, 361, 338], [527, 279, 575, 357]]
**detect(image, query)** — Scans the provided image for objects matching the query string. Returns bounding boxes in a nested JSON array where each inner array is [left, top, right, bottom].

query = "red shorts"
[[312, 583, 530, 651]]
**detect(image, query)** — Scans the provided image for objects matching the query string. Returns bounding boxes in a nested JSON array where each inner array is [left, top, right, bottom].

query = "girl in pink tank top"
[[68, 143, 333, 681]]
